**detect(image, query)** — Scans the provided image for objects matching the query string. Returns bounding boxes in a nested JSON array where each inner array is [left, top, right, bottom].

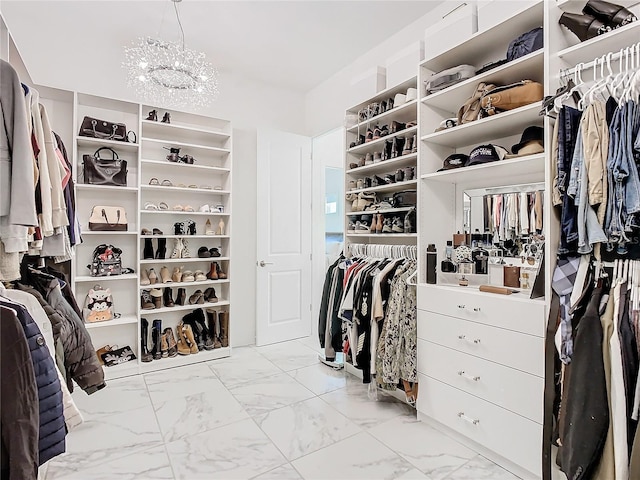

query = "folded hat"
[[512, 126, 544, 154], [467, 144, 509, 166], [437, 153, 469, 172], [511, 142, 544, 157]]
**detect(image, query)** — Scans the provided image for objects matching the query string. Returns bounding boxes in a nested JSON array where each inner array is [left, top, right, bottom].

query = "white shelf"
[[140, 234, 230, 239], [140, 279, 229, 289], [75, 273, 138, 283], [346, 100, 418, 133], [347, 153, 417, 176], [346, 207, 413, 216], [346, 179, 417, 195], [140, 210, 230, 216], [141, 184, 230, 195], [557, 22, 640, 66], [345, 233, 418, 238], [81, 230, 137, 236], [139, 347, 231, 374], [347, 76, 417, 113], [140, 300, 230, 315], [422, 51, 544, 112], [421, 102, 543, 148], [85, 315, 138, 330], [348, 126, 418, 154], [140, 257, 229, 264], [76, 136, 139, 151], [421, 154, 545, 185], [141, 137, 230, 154], [418, 282, 544, 305], [141, 119, 230, 139], [141, 159, 230, 173], [76, 184, 138, 192], [556, 0, 638, 10]]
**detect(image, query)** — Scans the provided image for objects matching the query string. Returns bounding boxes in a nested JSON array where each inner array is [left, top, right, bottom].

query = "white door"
[[256, 129, 312, 346]]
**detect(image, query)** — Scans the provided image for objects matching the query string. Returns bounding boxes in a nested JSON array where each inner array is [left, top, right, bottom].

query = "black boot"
[[151, 319, 163, 360], [559, 12, 611, 41], [146, 110, 157, 121], [583, 0, 637, 27], [193, 309, 215, 350], [206, 309, 222, 348], [155, 237, 166, 259], [144, 238, 154, 260], [175, 288, 186, 306], [141, 319, 153, 362], [163, 287, 174, 308], [384, 139, 393, 160], [394, 136, 406, 159]]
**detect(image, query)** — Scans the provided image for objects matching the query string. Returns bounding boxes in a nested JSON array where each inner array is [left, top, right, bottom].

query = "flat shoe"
[[141, 228, 152, 235], [149, 177, 159, 185], [188, 290, 204, 305], [184, 205, 195, 212], [144, 202, 159, 210], [182, 270, 195, 282], [153, 228, 163, 235], [199, 204, 211, 213], [161, 179, 173, 186], [198, 247, 211, 258], [194, 270, 207, 281], [159, 202, 169, 210], [173, 205, 185, 211]]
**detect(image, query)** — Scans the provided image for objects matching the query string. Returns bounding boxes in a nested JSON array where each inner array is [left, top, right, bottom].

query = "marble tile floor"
[[48, 338, 524, 480]]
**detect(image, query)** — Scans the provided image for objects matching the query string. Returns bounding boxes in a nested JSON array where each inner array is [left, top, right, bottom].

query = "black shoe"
[[365, 129, 374, 143], [183, 311, 205, 351], [146, 110, 158, 121], [193, 309, 215, 350], [161, 112, 171, 124], [384, 139, 393, 160], [151, 319, 163, 360], [394, 136, 406, 158], [141, 319, 153, 362], [175, 288, 186, 306], [559, 12, 611, 41], [143, 238, 154, 260], [583, 0, 637, 28], [155, 237, 166, 259], [198, 246, 212, 258], [163, 287, 175, 308], [404, 208, 416, 234], [395, 169, 404, 182], [209, 247, 221, 257]]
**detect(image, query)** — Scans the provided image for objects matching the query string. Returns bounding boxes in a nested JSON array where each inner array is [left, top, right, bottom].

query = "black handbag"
[[79, 116, 130, 141], [83, 147, 128, 186], [392, 190, 417, 208], [87, 244, 123, 277]]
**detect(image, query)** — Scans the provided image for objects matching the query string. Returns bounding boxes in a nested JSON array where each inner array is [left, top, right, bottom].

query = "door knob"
[[258, 260, 274, 267]]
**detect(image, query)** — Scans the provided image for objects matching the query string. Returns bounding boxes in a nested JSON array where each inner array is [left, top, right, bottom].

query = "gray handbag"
[[424, 65, 476, 95]]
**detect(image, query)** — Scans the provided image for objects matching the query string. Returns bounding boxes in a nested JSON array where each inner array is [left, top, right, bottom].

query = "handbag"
[[480, 80, 544, 116], [83, 147, 128, 186], [83, 285, 116, 323], [457, 82, 497, 124], [424, 65, 476, 95], [79, 116, 128, 142], [88, 244, 123, 277], [88, 205, 128, 231], [392, 190, 417, 208], [100, 346, 136, 367], [507, 27, 543, 62]]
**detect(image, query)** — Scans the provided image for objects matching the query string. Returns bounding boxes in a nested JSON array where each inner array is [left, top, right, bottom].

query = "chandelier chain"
[[173, 0, 185, 51]]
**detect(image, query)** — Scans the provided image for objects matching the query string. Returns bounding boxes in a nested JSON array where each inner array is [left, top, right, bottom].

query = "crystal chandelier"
[[123, 0, 218, 108]]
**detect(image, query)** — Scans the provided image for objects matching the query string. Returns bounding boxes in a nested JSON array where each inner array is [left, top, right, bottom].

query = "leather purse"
[[480, 80, 544, 116], [457, 82, 497, 124], [503, 266, 521, 288], [79, 116, 128, 141], [392, 190, 417, 208], [83, 147, 128, 186], [88, 205, 128, 231]]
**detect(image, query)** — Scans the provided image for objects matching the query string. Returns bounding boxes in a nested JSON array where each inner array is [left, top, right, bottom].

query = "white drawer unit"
[[417, 285, 546, 337], [417, 310, 544, 377], [418, 339, 543, 423], [417, 374, 542, 477]]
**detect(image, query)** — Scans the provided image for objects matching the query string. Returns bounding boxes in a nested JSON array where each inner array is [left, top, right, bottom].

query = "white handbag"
[[88, 205, 128, 231]]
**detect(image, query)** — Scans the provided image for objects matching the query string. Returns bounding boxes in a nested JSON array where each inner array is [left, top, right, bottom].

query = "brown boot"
[[160, 332, 169, 358], [175, 323, 191, 356], [215, 262, 227, 279], [150, 288, 163, 309], [206, 309, 222, 348], [207, 261, 218, 280], [163, 328, 178, 357], [182, 323, 199, 354], [219, 311, 229, 347]]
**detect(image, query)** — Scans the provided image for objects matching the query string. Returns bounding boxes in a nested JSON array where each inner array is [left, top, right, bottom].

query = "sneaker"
[[392, 216, 404, 233], [355, 221, 370, 233], [382, 218, 393, 233], [347, 221, 356, 233]]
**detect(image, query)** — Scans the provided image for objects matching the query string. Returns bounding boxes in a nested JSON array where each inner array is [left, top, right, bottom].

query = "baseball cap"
[[437, 153, 469, 172], [467, 144, 509, 166]]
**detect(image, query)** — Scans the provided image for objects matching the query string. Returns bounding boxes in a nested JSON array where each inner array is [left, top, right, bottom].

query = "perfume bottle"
[[441, 241, 456, 273], [426, 244, 437, 284], [472, 241, 489, 275]]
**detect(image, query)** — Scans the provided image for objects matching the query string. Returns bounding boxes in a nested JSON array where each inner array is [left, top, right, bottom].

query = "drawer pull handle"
[[457, 412, 480, 425], [458, 334, 466, 340], [457, 304, 466, 309], [473, 338, 481, 344], [473, 307, 481, 312], [457, 335, 481, 345], [457, 370, 480, 382]]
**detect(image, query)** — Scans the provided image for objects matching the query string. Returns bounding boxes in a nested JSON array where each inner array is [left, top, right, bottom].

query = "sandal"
[[149, 178, 160, 185], [144, 202, 159, 210], [173, 205, 185, 212], [205, 219, 215, 235], [200, 185, 212, 190], [161, 179, 173, 186], [188, 184, 198, 189], [184, 205, 195, 212], [182, 270, 195, 282], [159, 202, 169, 210], [177, 183, 187, 188], [194, 270, 207, 281]]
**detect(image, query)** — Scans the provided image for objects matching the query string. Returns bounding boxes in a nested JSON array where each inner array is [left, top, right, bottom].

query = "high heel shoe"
[[143, 237, 154, 260], [559, 12, 611, 41], [148, 268, 158, 285], [181, 239, 191, 258], [171, 238, 184, 259], [205, 219, 215, 235], [160, 266, 171, 284], [216, 219, 225, 236], [146, 110, 158, 121], [583, 0, 637, 28], [172, 267, 183, 283], [155, 237, 166, 259], [161, 112, 171, 124], [141, 268, 151, 286]]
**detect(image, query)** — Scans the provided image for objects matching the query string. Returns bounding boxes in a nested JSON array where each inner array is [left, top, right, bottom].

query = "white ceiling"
[[2, 0, 440, 93]]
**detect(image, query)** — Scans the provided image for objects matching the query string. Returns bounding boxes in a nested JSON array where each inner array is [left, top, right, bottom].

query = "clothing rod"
[[561, 42, 640, 78]]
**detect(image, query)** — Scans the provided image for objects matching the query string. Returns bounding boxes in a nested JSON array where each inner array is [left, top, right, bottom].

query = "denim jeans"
[[558, 106, 582, 255]]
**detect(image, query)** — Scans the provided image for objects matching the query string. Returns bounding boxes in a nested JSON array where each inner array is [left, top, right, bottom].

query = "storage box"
[[385, 41, 424, 87], [423, 1, 478, 61], [477, 0, 541, 32], [349, 66, 386, 107]]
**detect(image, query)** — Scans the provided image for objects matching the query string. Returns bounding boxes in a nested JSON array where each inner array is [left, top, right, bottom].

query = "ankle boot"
[[207, 262, 218, 280], [559, 12, 611, 41], [206, 309, 222, 348], [215, 262, 227, 280], [182, 323, 199, 354], [181, 239, 191, 258], [402, 135, 414, 156], [148, 268, 158, 285], [151, 319, 162, 359], [171, 238, 183, 259], [219, 311, 229, 348], [172, 267, 183, 282], [150, 288, 163, 308], [141, 319, 153, 362], [163, 287, 175, 307], [394, 136, 406, 158], [141, 268, 151, 286], [155, 237, 166, 259], [163, 328, 178, 357], [583, 0, 637, 27], [161, 112, 171, 124], [176, 323, 191, 355], [160, 332, 169, 358], [193, 309, 215, 350], [175, 288, 186, 306], [146, 109, 158, 121], [376, 214, 384, 234], [144, 238, 154, 260], [141, 289, 155, 310], [384, 139, 393, 160], [160, 266, 171, 284]]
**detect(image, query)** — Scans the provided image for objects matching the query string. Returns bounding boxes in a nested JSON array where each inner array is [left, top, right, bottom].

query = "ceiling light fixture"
[[123, 0, 218, 108]]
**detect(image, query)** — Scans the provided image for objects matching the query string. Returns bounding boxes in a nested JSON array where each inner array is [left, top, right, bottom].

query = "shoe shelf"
[[345, 233, 418, 238], [346, 100, 418, 133], [421, 102, 543, 148], [141, 137, 230, 155], [139, 347, 231, 374], [75, 273, 138, 283], [347, 153, 417, 176], [556, 21, 640, 66], [141, 119, 231, 140], [140, 257, 230, 264], [421, 51, 544, 112], [346, 179, 418, 195], [347, 76, 418, 113], [85, 315, 139, 330], [76, 136, 140, 152], [348, 126, 418, 154], [140, 210, 231, 216], [556, 0, 637, 11], [346, 207, 414, 216], [76, 184, 139, 193], [140, 234, 230, 239], [140, 279, 230, 289], [140, 300, 230, 315], [421, 154, 545, 185], [141, 159, 230, 173], [81, 231, 138, 236], [141, 184, 230, 194]]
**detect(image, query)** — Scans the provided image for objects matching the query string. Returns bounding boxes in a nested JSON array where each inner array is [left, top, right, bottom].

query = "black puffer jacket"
[[16, 283, 105, 394]]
